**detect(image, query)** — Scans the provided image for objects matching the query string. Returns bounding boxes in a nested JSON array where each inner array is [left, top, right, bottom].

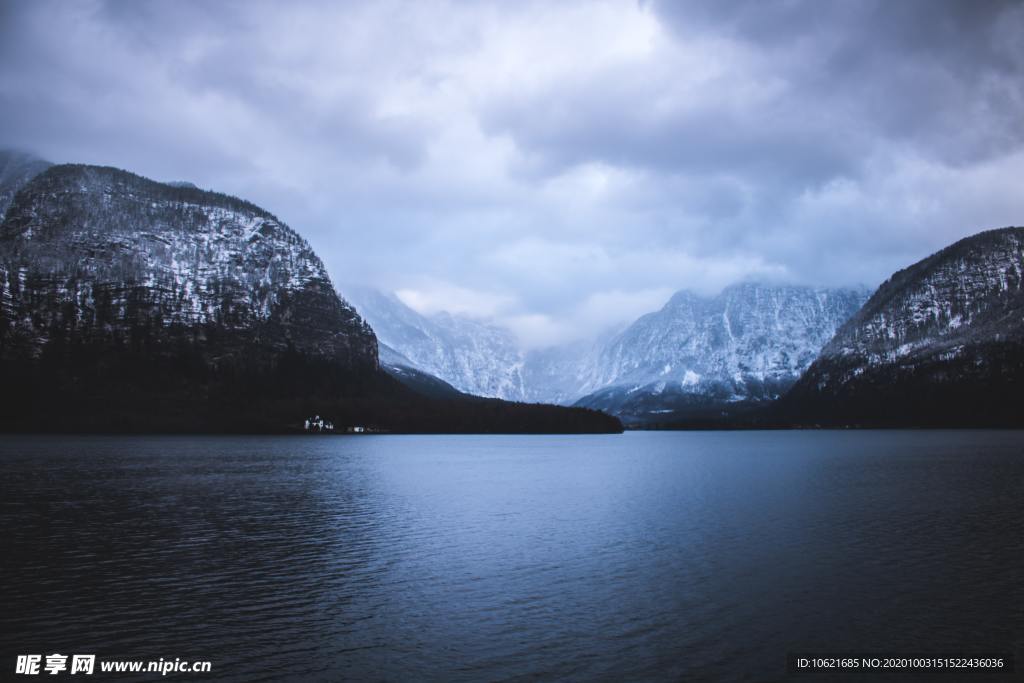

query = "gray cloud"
[[652, 0, 1024, 164], [1, 0, 1022, 347]]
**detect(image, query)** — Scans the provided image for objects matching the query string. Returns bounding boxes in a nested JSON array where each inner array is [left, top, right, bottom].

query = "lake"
[[2, 431, 1023, 681]]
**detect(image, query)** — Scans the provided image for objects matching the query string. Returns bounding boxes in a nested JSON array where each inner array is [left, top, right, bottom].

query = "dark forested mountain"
[[0, 162, 620, 434], [0, 150, 51, 220], [784, 227, 1024, 426], [571, 284, 869, 424]]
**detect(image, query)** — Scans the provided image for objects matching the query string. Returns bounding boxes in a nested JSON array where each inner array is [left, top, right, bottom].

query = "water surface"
[[2, 431, 1023, 681]]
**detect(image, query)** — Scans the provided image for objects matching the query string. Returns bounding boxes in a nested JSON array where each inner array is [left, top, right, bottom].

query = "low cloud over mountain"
[[2, 1, 1022, 346]]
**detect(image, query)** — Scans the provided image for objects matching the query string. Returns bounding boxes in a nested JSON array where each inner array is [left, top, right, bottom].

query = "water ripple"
[[2, 431, 1023, 681]]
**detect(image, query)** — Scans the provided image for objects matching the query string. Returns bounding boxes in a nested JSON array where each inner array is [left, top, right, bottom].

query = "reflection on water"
[[2, 431, 1023, 681]]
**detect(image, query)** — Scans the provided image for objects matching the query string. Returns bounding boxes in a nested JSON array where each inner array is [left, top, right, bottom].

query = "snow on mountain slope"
[[590, 284, 869, 392], [0, 164, 377, 370], [343, 286, 526, 400], [786, 226, 1024, 425], [808, 227, 1024, 367], [345, 283, 868, 415], [572, 283, 869, 421]]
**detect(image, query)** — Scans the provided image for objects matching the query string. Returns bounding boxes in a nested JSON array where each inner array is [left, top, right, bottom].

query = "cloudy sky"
[[2, 0, 1023, 347]]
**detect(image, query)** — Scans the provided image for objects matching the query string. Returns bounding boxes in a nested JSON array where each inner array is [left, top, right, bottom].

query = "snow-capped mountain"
[[786, 226, 1024, 425], [0, 164, 378, 370], [345, 283, 869, 420], [571, 283, 870, 422], [343, 286, 527, 400]]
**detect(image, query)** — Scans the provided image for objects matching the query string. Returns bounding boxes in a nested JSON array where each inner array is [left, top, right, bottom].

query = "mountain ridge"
[[347, 282, 871, 422], [570, 283, 870, 423], [783, 226, 1024, 426]]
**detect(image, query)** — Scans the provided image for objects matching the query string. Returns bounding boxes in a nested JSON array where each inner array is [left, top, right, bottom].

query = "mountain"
[[343, 286, 611, 404], [0, 163, 378, 430], [343, 286, 528, 400], [572, 284, 870, 424], [0, 162, 620, 434], [784, 227, 1024, 426], [0, 150, 51, 219], [0, 164, 378, 369], [346, 282, 869, 423]]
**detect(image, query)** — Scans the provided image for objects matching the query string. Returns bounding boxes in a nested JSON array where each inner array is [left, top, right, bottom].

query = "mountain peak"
[[8, 163, 282, 227], [572, 282, 870, 423]]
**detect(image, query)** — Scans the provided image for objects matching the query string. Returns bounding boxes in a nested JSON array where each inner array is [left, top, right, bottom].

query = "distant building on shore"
[[304, 415, 334, 432]]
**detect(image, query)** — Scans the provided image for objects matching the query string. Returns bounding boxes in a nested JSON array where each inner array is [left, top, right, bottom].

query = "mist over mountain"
[[0, 150, 51, 220], [785, 227, 1024, 426], [521, 334, 618, 405], [5, 0, 1023, 338]]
